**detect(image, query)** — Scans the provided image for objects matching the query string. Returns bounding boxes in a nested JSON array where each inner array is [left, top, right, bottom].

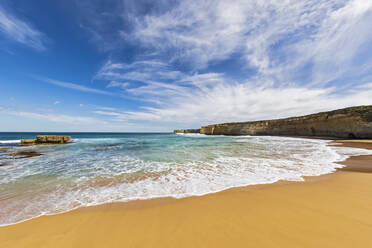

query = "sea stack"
[[20, 135, 72, 145]]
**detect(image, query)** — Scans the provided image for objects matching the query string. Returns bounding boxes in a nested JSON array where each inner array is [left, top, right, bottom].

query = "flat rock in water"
[[20, 139, 37, 146], [7, 151, 43, 158], [36, 135, 72, 144], [21, 135, 72, 145]]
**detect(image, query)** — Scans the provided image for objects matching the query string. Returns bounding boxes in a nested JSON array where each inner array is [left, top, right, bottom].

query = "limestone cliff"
[[175, 105, 372, 138]]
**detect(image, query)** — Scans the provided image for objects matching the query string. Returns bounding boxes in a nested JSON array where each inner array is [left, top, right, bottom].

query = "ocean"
[[1, 132, 372, 226]]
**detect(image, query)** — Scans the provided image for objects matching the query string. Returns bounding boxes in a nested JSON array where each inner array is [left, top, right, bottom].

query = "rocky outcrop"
[[8, 151, 42, 158], [174, 129, 200, 134], [36, 135, 72, 143], [21, 135, 72, 145], [175, 106, 372, 139], [20, 139, 38, 145]]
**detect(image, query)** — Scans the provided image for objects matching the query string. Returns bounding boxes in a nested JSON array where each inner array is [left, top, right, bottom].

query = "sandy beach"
[[1, 140, 372, 248], [2, 0, 371, 246]]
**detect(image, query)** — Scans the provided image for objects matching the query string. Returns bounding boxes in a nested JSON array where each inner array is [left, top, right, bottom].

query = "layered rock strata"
[[21, 135, 72, 145], [174, 106, 372, 139]]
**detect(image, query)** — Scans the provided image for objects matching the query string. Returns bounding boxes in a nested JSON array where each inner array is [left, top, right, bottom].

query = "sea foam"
[[0, 134, 371, 226], [0, 140, 21, 144]]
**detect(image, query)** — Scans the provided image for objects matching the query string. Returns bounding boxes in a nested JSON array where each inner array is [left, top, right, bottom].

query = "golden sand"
[[336, 139, 372, 143], [1, 141, 372, 248]]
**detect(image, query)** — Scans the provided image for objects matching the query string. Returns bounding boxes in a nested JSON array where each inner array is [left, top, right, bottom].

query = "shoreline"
[[1, 139, 372, 247], [333, 140, 372, 173], [0, 137, 365, 227]]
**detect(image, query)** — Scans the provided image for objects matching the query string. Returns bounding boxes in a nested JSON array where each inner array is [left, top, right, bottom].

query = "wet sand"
[[332, 140, 372, 173], [1, 140, 372, 248]]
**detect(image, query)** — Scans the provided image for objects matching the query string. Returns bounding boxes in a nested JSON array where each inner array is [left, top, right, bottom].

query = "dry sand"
[[1, 140, 372, 248]]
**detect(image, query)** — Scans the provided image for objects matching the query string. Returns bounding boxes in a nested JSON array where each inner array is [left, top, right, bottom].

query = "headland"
[[175, 105, 372, 138]]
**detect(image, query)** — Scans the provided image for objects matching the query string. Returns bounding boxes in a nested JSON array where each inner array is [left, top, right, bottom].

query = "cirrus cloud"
[[83, 0, 372, 129], [0, 5, 47, 51]]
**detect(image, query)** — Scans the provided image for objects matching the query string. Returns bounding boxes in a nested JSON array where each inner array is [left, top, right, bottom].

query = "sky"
[[0, 0, 372, 132]]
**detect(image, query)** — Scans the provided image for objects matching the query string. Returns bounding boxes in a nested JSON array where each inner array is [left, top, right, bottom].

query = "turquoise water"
[[1, 132, 372, 226]]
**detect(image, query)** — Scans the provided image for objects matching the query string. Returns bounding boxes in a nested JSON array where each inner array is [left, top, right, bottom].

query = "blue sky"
[[0, 0, 372, 132]]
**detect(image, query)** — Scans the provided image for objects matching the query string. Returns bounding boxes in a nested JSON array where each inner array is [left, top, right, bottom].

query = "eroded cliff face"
[[175, 106, 372, 138]]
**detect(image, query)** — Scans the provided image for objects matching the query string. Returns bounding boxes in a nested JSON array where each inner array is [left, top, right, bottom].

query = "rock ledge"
[[21, 135, 72, 145]]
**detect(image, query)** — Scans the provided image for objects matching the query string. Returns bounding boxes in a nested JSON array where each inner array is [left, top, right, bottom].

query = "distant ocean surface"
[[1, 132, 372, 226]]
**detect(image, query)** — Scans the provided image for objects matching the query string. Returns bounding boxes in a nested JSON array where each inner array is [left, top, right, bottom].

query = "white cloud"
[[298, 0, 372, 86], [37, 77, 113, 95], [97, 59, 228, 98], [178, 73, 227, 91], [128, 0, 345, 70], [0, 5, 47, 51], [86, 0, 372, 85], [92, 0, 372, 86], [126, 81, 190, 97], [106, 81, 130, 89], [92, 110, 128, 122], [0, 107, 171, 132], [95, 106, 117, 111], [54, 101, 60, 105], [121, 82, 372, 126], [97, 60, 185, 83], [89, 0, 372, 129], [129, 1, 246, 68], [5, 110, 101, 124], [123, 0, 372, 85], [97, 59, 193, 99]]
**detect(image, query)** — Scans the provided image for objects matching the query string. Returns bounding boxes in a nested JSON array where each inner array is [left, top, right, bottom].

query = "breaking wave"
[[0, 133, 371, 226]]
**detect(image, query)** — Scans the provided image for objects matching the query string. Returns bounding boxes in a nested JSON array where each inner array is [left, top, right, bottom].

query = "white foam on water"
[[176, 133, 229, 138], [0, 140, 20, 144], [175, 133, 208, 137], [1, 135, 372, 226]]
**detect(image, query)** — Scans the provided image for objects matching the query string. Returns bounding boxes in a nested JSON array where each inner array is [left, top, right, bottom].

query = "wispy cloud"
[[106, 81, 130, 89], [95, 106, 117, 111], [37, 77, 113, 95], [83, 0, 372, 128], [92, 110, 128, 122], [0, 106, 172, 132], [97, 60, 185, 83], [0, 5, 47, 51], [297, 0, 372, 86], [96, 59, 228, 99], [1, 108, 101, 124], [120, 0, 372, 85], [128, 1, 341, 70], [119, 82, 372, 126]]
